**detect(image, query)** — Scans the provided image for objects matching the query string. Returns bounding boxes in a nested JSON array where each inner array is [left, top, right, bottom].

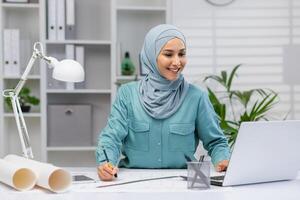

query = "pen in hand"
[[103, 148, 118, 178]]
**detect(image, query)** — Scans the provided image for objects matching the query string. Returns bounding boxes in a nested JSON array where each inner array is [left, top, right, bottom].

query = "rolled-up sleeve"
[[95, 85, 129, 166], [196, 92, 230, 166]]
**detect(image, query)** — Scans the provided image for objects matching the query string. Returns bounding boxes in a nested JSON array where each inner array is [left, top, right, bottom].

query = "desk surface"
[[1, 168, 300, 200]]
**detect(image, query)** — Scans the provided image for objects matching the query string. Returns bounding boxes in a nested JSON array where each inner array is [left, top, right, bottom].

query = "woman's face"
[[157, 38, 187, 81]]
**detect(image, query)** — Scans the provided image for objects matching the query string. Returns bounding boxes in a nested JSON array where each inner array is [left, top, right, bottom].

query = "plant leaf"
[[227, 64, 241, 92], [203, 64, 282, 148], [207, 87, 226, 119]]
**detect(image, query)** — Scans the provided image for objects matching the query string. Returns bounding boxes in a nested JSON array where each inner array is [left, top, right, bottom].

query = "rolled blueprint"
[[0, 159, 36, 191], [4, 154, 71, 193]]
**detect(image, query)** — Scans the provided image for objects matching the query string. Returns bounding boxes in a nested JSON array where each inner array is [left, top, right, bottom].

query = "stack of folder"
[[47, 0, 75, 40], [3, 29, 20, 76]]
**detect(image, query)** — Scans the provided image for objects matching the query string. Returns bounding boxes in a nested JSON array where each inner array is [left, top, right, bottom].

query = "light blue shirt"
[[96, 81, 230, 168]]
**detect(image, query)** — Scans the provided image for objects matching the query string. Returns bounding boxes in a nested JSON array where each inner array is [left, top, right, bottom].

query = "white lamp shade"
[[52, 59, 85, 82]]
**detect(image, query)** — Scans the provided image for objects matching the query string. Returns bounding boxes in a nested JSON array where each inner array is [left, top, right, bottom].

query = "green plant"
[[203, 64, 279, 147], [5, 87, 40, 111]]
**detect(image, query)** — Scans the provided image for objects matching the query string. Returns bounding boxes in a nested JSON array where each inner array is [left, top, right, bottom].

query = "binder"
[[3, 29, 20, 76], [75, 46, 85, 89], [65, 0, 76, 39], [56, 0, 65, 40], [3, 29, 12, 76], [47, 0, 57, 40], [65, 44, 75, 90], [11, 29, 20, 76]]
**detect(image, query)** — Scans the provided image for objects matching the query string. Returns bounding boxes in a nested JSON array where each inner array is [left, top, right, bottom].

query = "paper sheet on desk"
[[71, 169, 188, 192]]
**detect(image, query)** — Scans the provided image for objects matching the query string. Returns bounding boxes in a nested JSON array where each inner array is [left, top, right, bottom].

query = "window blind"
[[171, 0, 300, 119]]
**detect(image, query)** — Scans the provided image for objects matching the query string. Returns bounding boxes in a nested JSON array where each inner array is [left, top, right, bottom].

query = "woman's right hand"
[[97, 163, 118, 181]]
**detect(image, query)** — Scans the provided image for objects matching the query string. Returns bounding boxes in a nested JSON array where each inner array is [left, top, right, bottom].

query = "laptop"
[[211, 120, 300, 186]]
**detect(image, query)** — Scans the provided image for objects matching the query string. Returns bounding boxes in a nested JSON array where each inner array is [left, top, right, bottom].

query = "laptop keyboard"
[[211, 175, 225, 180], [210, 175, 225, 186]]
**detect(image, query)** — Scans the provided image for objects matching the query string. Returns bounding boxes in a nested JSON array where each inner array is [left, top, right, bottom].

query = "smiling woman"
[[157, 38, 187, 81], [96, 24, 230, 182]]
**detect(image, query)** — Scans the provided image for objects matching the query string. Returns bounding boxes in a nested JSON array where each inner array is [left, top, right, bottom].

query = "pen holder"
[[187, 161, 210, 190]]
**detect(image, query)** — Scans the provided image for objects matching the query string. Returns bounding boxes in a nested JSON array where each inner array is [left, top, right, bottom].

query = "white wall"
[[171, 0, 300, 120]]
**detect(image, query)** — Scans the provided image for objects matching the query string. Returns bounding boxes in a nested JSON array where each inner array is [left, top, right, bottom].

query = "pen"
[[199, 155, 205, 162], [102, 148, 118, 178]]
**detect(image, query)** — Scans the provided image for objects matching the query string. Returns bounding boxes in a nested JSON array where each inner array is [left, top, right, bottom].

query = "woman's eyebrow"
[[162, 48, 186, 52], [162, 49, 174, 52]]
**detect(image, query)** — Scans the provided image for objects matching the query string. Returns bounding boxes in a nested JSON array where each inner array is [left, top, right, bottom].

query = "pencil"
[[102, 148, 118, 178]]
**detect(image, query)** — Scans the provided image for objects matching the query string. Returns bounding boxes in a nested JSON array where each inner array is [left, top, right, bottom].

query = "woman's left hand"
[[215, 160, 229, 172]]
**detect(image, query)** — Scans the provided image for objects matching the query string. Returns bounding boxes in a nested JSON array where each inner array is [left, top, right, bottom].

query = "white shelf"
[[116, 75, 138, 80], [3, 113, 41, 118], [1, 3, 39, 8], [117, 6, 166, 11], [3, 75, 40, 80], [47, 146, 96, 151], [46, 89, 111, 94], [45, 40, 111, 45]]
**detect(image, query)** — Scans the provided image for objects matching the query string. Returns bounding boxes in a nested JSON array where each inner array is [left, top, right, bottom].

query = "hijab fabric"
[[138, 24, 189, 119]]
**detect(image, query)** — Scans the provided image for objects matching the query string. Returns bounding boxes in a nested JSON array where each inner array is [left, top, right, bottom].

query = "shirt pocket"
[[125, 120, 150, 152], [168, 123, 195, 152]]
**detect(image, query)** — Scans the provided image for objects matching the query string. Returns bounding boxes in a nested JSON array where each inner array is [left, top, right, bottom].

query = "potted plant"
[[203, 64, 280, 147], [5, 87, 40, 113]]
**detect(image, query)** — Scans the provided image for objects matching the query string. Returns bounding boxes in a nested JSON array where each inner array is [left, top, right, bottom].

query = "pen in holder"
[[185, 155, 210, 190]]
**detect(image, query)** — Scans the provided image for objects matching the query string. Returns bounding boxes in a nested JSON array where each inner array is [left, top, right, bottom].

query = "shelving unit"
[[3, 75, 41, 79], [3, 113, 42, 117], [43, 0, 113, 167], [0, 0, 170, 167], [116, 6, 167, 11], [46, 146, 96, 151], [45, 39, 111, 45], [1, 3, 39, 8], [46, 89, 111, 94], [0, 0, 42, 160], [113, 0, 169, 99]]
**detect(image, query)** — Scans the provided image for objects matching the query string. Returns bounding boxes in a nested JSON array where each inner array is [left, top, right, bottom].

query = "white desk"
[[1, 168, 300, 200]]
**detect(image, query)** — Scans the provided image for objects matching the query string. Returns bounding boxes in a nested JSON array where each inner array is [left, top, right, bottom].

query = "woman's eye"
[[179, 53, 186, 57], [164, 54, 172, 57]]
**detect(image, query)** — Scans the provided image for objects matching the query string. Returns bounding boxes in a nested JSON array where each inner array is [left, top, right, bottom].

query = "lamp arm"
[[10, 94, 33, 159], [14, 53, 39, 96]]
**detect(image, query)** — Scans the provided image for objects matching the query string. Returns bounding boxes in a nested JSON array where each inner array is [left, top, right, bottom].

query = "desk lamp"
[[2, 42, 84, 159]]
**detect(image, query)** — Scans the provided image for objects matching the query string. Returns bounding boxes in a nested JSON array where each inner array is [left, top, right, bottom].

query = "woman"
[[96, 24, 230, 181]]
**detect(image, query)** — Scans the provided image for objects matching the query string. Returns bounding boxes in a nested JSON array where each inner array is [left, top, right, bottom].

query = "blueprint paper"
[[4, 155, 71, 193], [0, 159, 36, 191]]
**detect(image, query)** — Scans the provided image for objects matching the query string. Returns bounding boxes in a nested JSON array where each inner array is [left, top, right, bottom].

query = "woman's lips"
[[167, 67, 180, 73]]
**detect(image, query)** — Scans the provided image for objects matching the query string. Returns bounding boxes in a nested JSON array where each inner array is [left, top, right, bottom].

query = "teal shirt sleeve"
[[95, 85, 128, 166], [196, 91, 230, 166]]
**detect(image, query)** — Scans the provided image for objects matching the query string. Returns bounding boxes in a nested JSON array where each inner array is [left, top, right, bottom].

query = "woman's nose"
[[172, 55, 180, 66]]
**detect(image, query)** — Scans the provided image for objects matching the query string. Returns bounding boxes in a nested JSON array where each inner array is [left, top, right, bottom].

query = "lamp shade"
[[52, 59, 85, 82]]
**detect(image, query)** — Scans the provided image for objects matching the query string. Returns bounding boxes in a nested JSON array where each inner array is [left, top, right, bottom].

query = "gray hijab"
[[138, 24, 189, 119]]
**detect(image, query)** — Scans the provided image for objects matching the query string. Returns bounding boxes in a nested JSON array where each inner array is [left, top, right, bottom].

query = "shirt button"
[[158, 158, 161, 162], [157, 142, 161, 145]]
